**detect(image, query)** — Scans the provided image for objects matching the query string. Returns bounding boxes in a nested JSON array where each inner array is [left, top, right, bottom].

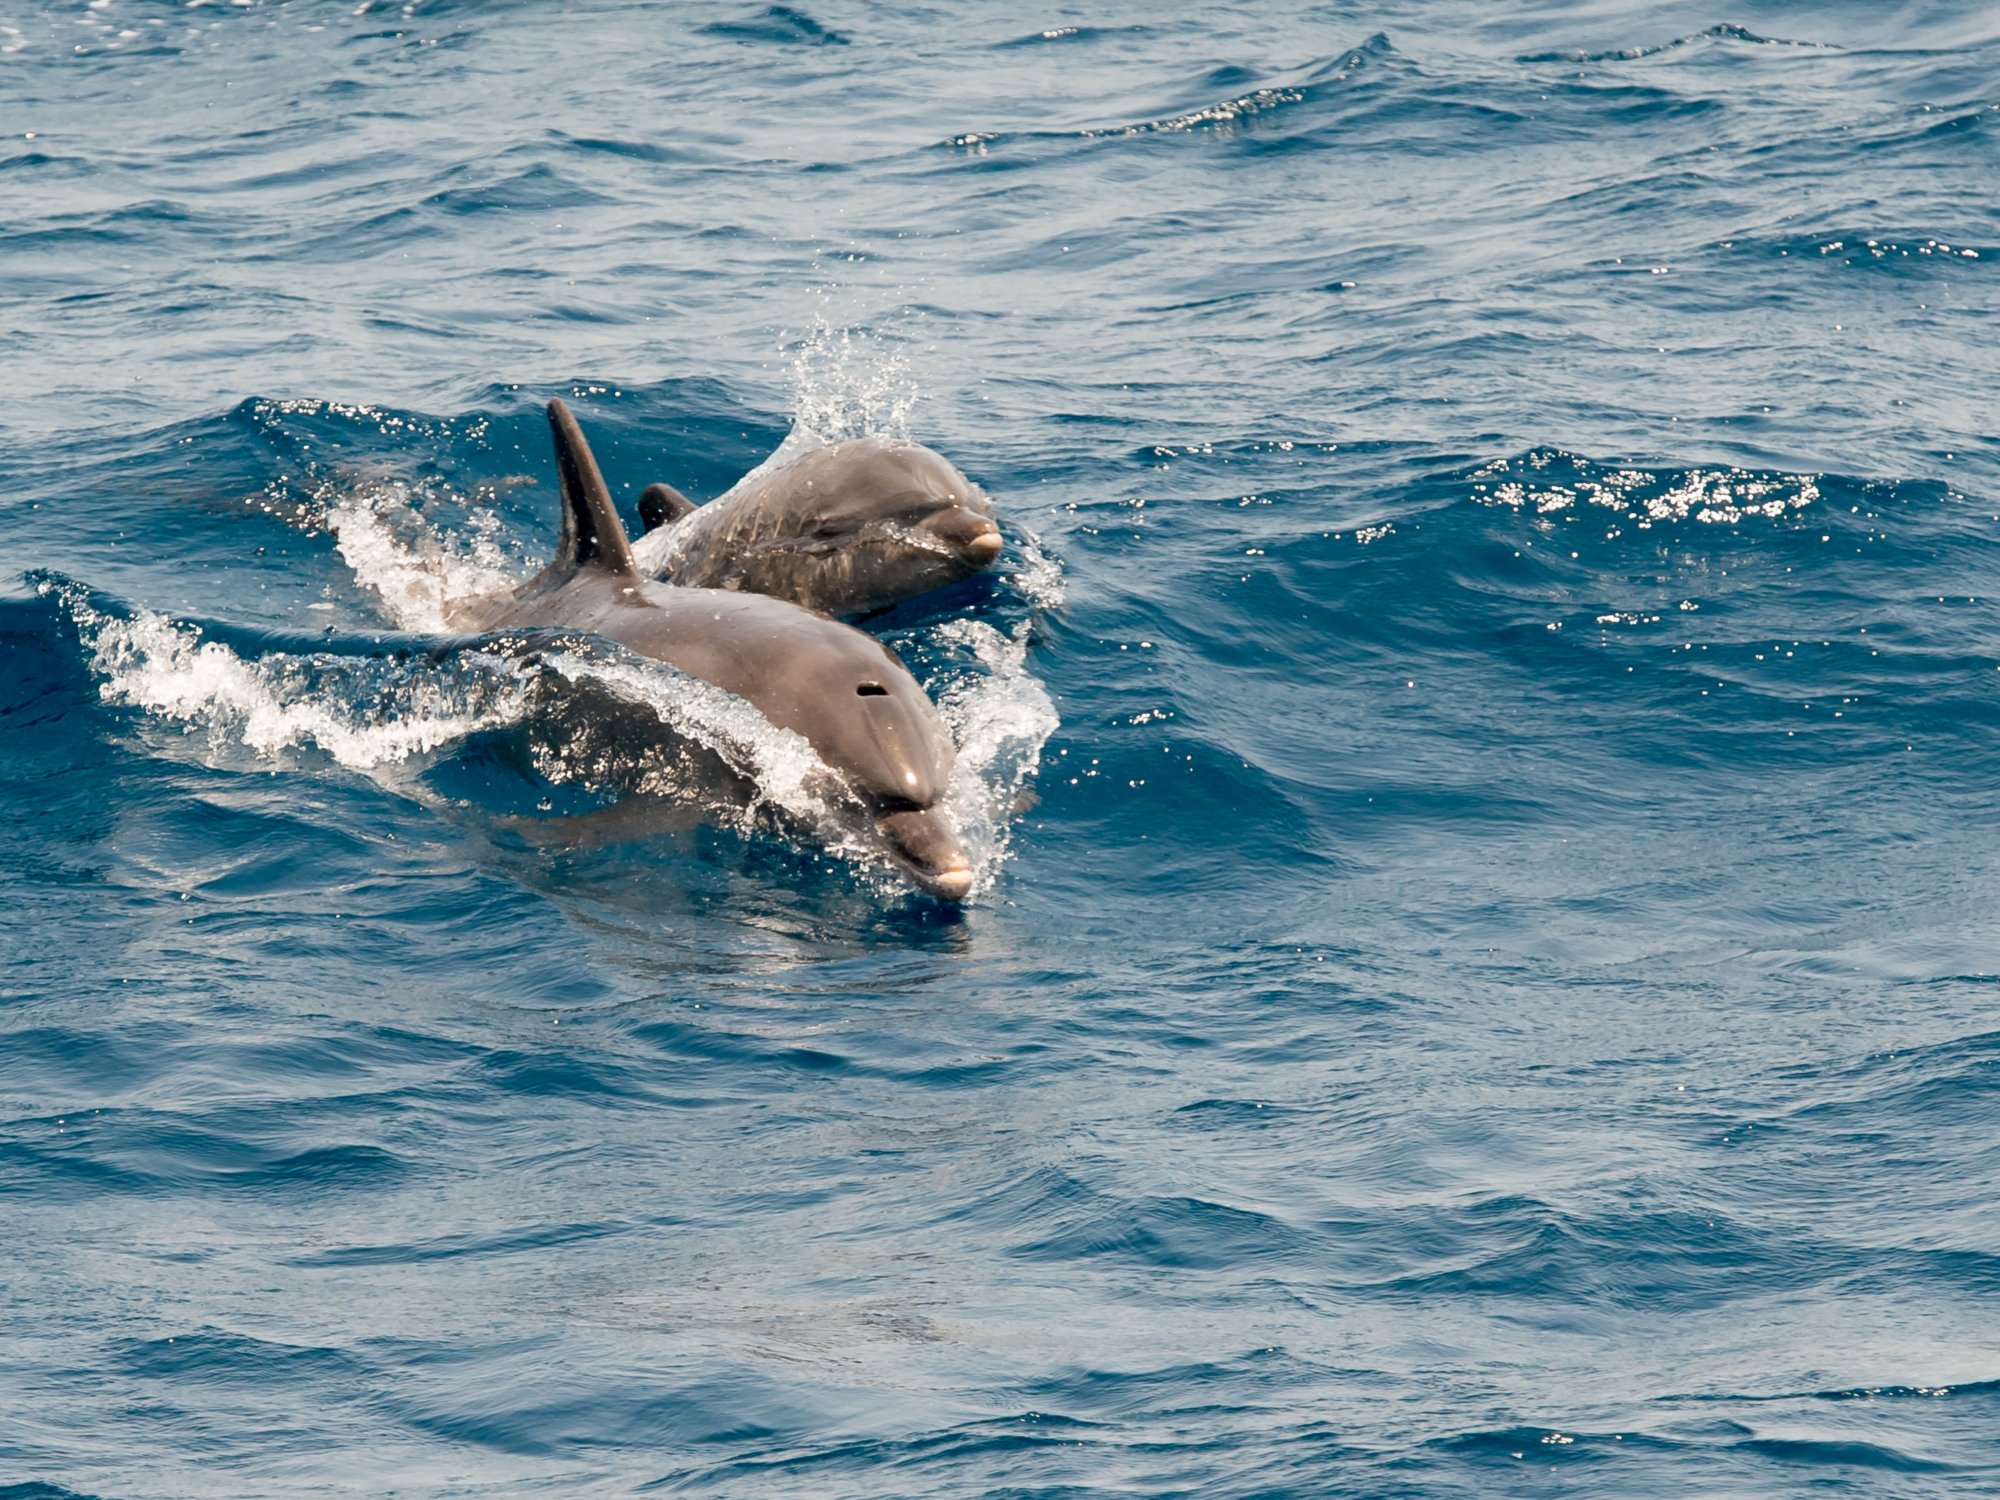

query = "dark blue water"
[[4, 3, 1999, 1494]]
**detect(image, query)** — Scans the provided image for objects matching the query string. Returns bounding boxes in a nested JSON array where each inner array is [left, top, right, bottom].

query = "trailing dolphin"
[[446, 400, 973, 900], [628, 436, 1003, 616]]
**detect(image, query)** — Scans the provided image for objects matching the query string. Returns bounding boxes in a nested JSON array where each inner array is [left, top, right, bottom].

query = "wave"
[[994, 24, 1141, 50], [40, 573, 531, 773], [701, 5, 848, 47], [1519, 24, 1836, 65], [40, 566, 1051, 900], [945, 36, 1398, 152], [1715, 231, 1986, 270]]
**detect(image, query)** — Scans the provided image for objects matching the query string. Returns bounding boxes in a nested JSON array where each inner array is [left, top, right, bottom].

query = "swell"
[[5, 3, 2000, 1495]]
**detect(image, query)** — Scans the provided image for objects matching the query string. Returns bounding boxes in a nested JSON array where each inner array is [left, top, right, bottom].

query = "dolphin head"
[[718, 621, 972, 901], [824, 666, 972, 901], [648, 437, 1003, 616], [842, 438, 1001, 572], [752, 439, 1002, 613]]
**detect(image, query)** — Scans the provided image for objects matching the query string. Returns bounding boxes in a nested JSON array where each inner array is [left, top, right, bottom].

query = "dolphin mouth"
[[916, 862, 974, 902], [964, 527, 1003, 566], [875, 806, 974, 902], [921, 510, 1004, 570]]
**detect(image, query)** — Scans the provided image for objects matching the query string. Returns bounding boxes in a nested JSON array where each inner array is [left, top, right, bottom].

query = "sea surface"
[[3, 2, 1998, 1495]]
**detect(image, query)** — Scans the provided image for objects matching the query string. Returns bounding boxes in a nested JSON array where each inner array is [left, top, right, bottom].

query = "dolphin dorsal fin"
[[638, 481, 698, 533], [547, 398, 638, 578]]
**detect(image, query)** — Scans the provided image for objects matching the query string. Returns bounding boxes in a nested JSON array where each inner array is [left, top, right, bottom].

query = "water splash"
[[535, 647, 841, 818], [321, 476, 526, 634], [303, 464, 1059, 898], [930, 619, 1059, 896], [748, 312, 922, 476], [1003, 531, 1068, 615], [527, 644, 902, 887], [43, 576, 530, 772]]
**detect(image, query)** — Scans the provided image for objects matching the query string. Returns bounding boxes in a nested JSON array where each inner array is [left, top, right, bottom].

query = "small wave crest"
[[1521, 24, 1835, 65], [701, 5, 848, 47], [1080, 83, 1310, 140], [948, 37, 1391, 153], [1471, 450, 1820, 529]]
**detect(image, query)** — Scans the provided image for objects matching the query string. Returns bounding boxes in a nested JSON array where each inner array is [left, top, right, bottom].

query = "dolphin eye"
[[856, 682, 888, 697]]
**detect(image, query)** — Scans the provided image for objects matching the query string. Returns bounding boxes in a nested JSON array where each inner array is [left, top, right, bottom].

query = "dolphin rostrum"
[[447, 400, 974, 900], [628, 436, 1003, 616]]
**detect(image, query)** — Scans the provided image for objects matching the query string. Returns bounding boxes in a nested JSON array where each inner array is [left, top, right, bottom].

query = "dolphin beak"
[[924, 509, 1004, 569], [876, 806, 974, 902], [926, 862, 974, 902]]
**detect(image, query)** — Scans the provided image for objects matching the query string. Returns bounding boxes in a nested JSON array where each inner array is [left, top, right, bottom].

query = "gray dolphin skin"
[[628, 436, 1003, 616], [448, 400, 973, 901]]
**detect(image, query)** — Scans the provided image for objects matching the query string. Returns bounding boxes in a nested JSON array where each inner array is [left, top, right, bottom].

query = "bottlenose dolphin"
[[447, 400, 973, 900], [628, 436, 1003, 616]]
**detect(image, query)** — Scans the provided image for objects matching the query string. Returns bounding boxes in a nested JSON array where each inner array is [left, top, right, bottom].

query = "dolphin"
[[446, 400, 974, 901], [627, 436, 1003, 616]]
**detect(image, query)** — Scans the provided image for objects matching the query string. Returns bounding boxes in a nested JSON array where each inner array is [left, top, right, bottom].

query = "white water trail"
[[931, 619, 1061, 896], [44, 577, 531, 773]]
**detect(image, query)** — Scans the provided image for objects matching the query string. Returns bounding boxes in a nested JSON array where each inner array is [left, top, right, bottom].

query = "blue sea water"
[[3, 0, 1999, 1494]]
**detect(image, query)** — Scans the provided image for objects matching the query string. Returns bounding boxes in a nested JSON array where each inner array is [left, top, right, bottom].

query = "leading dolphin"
[[628, 436, 1003, 616], [447, 400, 973, 900]]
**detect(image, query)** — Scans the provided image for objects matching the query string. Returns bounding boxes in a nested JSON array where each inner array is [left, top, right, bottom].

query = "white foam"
[[47, 579, 530, 772], [928, 618, 1061, 897]]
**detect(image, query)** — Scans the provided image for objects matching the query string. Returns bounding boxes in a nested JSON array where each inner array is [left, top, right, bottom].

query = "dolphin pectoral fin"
[[547, 398, 639, 578], [638, 482, 698, 533]]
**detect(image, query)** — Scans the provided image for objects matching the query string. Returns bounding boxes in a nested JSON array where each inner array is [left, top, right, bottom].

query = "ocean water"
[[3, 1, 1998, 1494]]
